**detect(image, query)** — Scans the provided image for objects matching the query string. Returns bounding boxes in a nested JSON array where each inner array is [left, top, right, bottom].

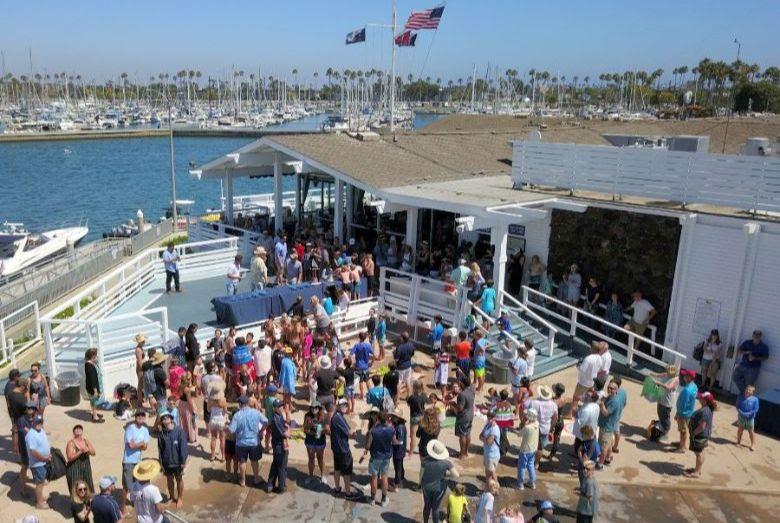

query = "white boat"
[[0, 222, 89, 277]]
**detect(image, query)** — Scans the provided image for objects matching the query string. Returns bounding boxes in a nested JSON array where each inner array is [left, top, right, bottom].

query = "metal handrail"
[[469, 300, 522, 350], [500, 290, 558, 356]]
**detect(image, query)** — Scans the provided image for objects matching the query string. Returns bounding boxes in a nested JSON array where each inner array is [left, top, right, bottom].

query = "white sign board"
[[692, 298, 721, 336]]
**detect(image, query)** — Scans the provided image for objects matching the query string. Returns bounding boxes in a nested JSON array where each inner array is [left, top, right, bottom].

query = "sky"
[[1, 0, 778, 85]]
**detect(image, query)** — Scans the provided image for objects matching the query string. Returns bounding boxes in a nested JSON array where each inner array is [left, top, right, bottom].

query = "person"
[[583, 276, 601, 315], [452, 377, 475, 458], [517, 407, 539, 489], [737, 384, 759, 451], [675, 370, 698, 453], [625, 291, 656, 350], [375, 313, 388, 361], [285, 251, 303, 284], [508, 249, 526, 296], [366, 375, 390, 409], [390, 411, 407, 490], [575, 460, 599, 523], [15, 399, 36, 498], [650, 365, 679, 440], [279, 347, 297, 411], [609, 376, 628, 454], [451, 258, 472, 287], [510, 349, 528, 411], [407, 380, 427, 455], [206, 379, 227, 461], [121, 410, 150, 515], [685, 391, 718, 478], [530, 500, 560, 523], [596, 380, 621, 467], [699, 329, 722, 390], [267, 399, 290, 493], [475, 479, 499, 523], [71, 479, 93, 523], [229, 395, 267, 488], [91, 476, 123, 523], [184, 323, 200, 373], [66, 424, 96, 494], [394, 331, 415, 398], [350, 331, 373, 398], [84, 348, 105, 424], [525, 338, 538, 379], [447, 483, 470, 523], [480, 410, 501, 484], [476, 279, 497, 324], [141, 351, 168, 429], [28, 363, 51, 420], [314, 355, 338, 414], [226, 254, 244, 295], [162, 242, 181, 294], [527, 255, 546, 291], [274, 234, 288, 282], [577, 426, 601, 487], [572, 392, 600, 456], [570, 343, 603, 418], [434, 347, 451, 398], [157, 411, 188, 508], [26, 415, 51, 509], [303, 401, 327, 481], [250, 245, 269, 291], [363, 412, 396, 506], [565, 264, 582, 306], [417, 407, 441, 461], [596, 341, 611, 379], [604, 292, 623, 337], [128, 459, 166, 523], [431, 315, 445, 354], [420, 439, 460, 523], [453, 330, 472, 377], [383, 361, 400, 404], [530, 385, 557, 464], [330, 398, 360, 500], [732, 329, 769, 394]]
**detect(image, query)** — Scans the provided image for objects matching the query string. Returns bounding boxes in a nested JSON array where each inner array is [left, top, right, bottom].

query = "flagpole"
[[390, 0, 396, 132]]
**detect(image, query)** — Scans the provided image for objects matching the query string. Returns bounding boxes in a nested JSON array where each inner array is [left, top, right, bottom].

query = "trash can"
[[55, 371, 82, 407], [489, 353, 512, 385]]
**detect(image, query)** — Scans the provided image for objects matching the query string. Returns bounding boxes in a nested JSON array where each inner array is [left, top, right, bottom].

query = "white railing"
[[521, 285, 685, 369], [499, 290, 558, 356], [188, 220, 261, 263], [0, 301, 41, 367], [511, 140, 780, 212], [469, 300, 522, 352], [220, 187, 331, 213]]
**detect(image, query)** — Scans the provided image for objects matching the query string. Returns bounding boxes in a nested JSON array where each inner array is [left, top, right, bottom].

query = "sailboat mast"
[[390, 0, 396, 132]]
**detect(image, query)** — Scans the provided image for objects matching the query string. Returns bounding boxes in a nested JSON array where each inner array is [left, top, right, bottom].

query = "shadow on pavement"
[[639, 459, 686, 476]]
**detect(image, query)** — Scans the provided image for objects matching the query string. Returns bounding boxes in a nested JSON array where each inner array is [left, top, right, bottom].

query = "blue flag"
[[346, 27, 366, 45]]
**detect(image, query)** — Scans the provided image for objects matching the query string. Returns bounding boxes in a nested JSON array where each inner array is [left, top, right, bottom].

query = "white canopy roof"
[[189, 139, 303, 180]]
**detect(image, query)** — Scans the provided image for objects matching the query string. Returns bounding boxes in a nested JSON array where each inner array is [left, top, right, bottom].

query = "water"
[[0, 112, 445, 241]]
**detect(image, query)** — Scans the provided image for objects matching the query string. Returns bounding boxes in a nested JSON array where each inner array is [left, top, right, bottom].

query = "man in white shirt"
[[226, 254, 243, 296], [529, 384, 558, 462], [250, 246, 268, 291], [597, 341, 612, 378], [572, 391, 600, 446], [162, 242, 181, 294], [625, 291, 656, 337], [274, 234, 288, 284], [129, 460, 165, 523], [570, 343, 603, 418], [524, 339, 537, 378], [254, 340, 273, 384]]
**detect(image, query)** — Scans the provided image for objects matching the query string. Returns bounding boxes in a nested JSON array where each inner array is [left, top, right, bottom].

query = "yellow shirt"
[[448, 494, 468, 523]]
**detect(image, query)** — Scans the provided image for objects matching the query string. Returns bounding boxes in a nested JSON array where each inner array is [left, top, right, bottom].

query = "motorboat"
[[0, 222, 89, 277]]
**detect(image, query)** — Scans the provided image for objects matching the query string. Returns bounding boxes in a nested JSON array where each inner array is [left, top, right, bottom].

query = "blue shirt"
[[614, 388, 627, 421], [431, 323, 444, 342], [597, 395, 621, 432], [330, 411, 351, 454], [393, 424, 407, 459], [232, 344, 252, 366], [370, 424, 395, 460], [510, 357, 528, 387], [480, 287, 497, 313], [352, 342, 372, 371], [376, 320, 387, 339], [229, 407, 267, 447], [481, 422, 501, 460], [123, 423, 150, 464], [581, 438, 601, 462], [739, 340, 769, 369], [737, 395, 760, 420], [323, 297, 334, 316], [270, 412, 288, 448], [395, 341, 415, 370], [274, 241, 287, 261], [25, 428, 50, 469], [676, 381, 698, 418], [91, 493, 122, 523], [367, 385, 389, 408]]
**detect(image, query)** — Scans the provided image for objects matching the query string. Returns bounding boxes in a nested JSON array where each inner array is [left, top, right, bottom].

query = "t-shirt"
[[330, 412, 351, 454], [274, 241, 287, 262], [577, 354, 603, 387], [454, 341, 471, 361], [448, 494, 469, 523], [600, 351, 612, 376], [573, 402, 600, 440], [432, 323, 444, 342], [367, 385, 389, 408], [395, 341, 415, 370], [510, 357, 528, 387], [420, 457, 452, 489], [383, 371, 400, 398], [226, 262, 242, 283], [408, 394, 427, 418], [255, 347, 273, 376], [352, 342, 373, 371], [614, 388, 627, 421], [739, 340, 769, 369], [676, 381, 698, 418], [285, 259, 302, 281], [690, 406, 713, 439], [480, 287, 497, 313], [526, 348, 537, 377], [630, 298, 654, 324], [370, 424, 395, 460], [123, 423, 150, 464], [323, 298, 334, 316], [475, 492, 495, 523], [315, 368, 339, 396], [530, 398, 557, 434], [91, 493, 122, 523], [130, 482, 163, 523], [25, 428, 50, 468], [229, 407, 266, 447], [597, 395, 621, 433], [162, 249, 178, 272], [7, 390, 27, 421], [481, 422, 501, 460], [456, 387, 475, 424]]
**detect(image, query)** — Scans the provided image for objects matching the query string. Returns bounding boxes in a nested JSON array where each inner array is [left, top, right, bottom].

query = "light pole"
[[168, 102, 178, 227], [734, 38, 741, 62]]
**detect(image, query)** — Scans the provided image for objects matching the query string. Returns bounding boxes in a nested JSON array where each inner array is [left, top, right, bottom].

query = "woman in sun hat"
[[303, 401, 327, 481], [420, 439, 460, 523]]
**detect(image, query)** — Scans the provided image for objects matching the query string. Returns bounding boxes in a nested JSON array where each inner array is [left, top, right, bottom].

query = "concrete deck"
[[3, 348, 779, 522]]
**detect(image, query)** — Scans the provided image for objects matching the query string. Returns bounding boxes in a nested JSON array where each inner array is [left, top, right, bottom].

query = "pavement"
[[3, 349, 780, 522]]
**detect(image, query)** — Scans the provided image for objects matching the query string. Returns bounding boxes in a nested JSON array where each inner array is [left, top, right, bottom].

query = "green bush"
[[160, 234, 188, 248], [734, 81, 780, 113]]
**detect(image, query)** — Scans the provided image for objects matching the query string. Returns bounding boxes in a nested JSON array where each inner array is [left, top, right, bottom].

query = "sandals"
[[92, 417, 106, 423]]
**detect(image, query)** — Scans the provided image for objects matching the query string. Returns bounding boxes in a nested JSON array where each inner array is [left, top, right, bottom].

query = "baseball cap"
[[159, 411, 173, 420], [237, 395, 249, 405], [99, 476, 118, 490], [266, 384, 278, 394], [540, 500, 554, 511], [680, 369, 697, 378], [337, 398, 348, 407], [697, 391, 715, 401]]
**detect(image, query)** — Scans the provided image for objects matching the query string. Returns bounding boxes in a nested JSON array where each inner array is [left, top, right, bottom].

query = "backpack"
[[46, 447, 67, 481], [646, 420, 664, 441], [692, 342, 704, 363], [142, 367, 156, 397], [381, 388, 395, 412]]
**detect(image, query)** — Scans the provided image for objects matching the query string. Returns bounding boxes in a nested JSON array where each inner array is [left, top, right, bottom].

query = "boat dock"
[[0, 127, 325, 143]]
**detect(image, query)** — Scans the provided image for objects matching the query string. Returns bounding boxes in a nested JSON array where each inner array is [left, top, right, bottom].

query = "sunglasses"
[[77, 487, 87, 492]]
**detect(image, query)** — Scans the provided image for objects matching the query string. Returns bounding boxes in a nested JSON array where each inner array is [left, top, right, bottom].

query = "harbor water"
[[0, 112, 443, 241]]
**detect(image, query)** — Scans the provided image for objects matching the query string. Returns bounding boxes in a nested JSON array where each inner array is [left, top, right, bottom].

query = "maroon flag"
[[394, 30, 418, 47], [404, 4, 445, 30]]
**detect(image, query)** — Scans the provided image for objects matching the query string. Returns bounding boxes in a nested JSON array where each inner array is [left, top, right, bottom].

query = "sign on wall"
[[692, 297, 722, 336]]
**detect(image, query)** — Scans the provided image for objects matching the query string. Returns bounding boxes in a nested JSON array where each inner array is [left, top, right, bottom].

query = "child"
[[473, 340, 487, 392], [496, 310, 511, 341], [736, 385, 759, 451], [434, 349, 451, 399], [391, 412, 407, 490], [484, 387, 500, 409], [550, 383, 567, 459], [165, 396, 180, 427], [578, 425, 601, 484], [447, 483, 470, 523], [114, 385, 134, 421], [224, 410, 238, 478], [263, 384, 279, 451], [431, 314, 444, 355], [367, 307, 378, 350], [375, 313, 387, 362], [464, 308, 477, 336]]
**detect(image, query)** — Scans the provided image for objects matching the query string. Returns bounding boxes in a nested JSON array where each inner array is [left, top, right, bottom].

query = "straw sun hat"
[[132, 459, 161, 482], [536, 385, 553, 400], [426, 439, 450, 461], [134, 333, 147, 344]]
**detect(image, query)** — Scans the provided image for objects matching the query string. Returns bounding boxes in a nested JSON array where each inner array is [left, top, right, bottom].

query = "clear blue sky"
[[1, 0, 778, 84]]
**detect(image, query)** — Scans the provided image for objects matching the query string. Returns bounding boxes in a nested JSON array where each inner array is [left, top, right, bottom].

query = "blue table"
[[211, 281, 366, 326]]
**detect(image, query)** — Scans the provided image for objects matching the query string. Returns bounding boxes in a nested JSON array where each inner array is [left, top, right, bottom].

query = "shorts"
[[629, 320, 648, 337], [317, 394, 335, 412], [737, 415, 755, 430], [474, 367, 485, 378], [368, 457, 391, 477], [483, 456, 499, 472], [432, 340, 442, 353], [411, 415, 423, 425], [690, 437, 709, 453], [357, 370, 370, 383], [455, 420, 473, 438], [537, 432, 550, 450], [236, 444, 262, 463], [676, 416, 690, 433], [598, 430, 614, 449], [209, 418, 226, 432], [333, 451, 354, 476], [122, 462, 136, 490], [305, 443, 326, 451], [345, 386, 355, 399], [398, 368, 413, 385], [164, 466, 183, 479], [31, 466, 47, 484], [225, 439, 236, 458], [89, 395, 103, 407]]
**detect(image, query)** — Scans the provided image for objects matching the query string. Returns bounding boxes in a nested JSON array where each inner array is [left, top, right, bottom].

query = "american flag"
[[404, 5, 445, 30]]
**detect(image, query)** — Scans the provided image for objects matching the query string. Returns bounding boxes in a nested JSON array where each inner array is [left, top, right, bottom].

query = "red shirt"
[[454, 341, 471, 361], [295, 243, 305, 260]]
